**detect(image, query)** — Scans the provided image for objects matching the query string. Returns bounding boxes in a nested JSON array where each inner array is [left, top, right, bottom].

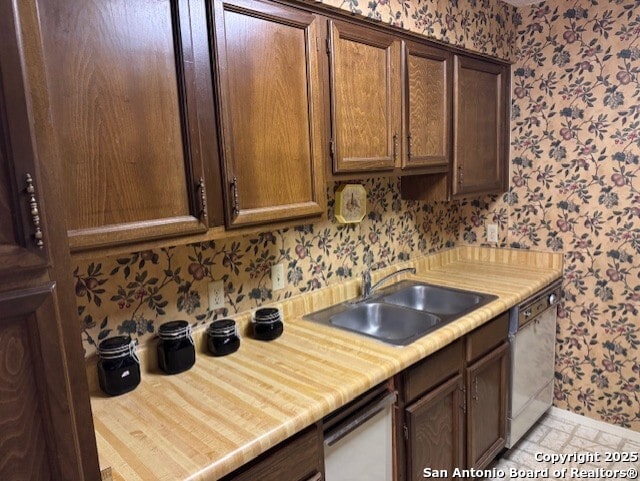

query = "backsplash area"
[[76, 178, 460, 357]]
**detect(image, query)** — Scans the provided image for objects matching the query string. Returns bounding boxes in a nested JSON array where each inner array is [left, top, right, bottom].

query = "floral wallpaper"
[[321, 0, 520, 61], [76, 178, 460, 357], [460, 0, 640, 431]]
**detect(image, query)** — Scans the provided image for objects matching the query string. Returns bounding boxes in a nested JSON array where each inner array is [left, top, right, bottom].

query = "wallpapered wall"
[[463, 0, 640, 430]]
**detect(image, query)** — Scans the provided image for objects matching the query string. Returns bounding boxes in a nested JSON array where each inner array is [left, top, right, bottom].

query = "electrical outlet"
[[486, 223, 499, 244], [271, 262, 285, 291], [208, 281, 225, 310]]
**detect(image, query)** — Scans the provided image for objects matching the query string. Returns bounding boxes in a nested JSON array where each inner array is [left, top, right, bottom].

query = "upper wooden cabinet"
[[403, 41, 452, 170], [328, 20, 402, 173], [452, 55, 509, 197], [212, 0, 326, 228], [0, 2, 101, 476], [402, 53, 509, 201], [328, 22, 452, 176], [36, 0, 222, 252]]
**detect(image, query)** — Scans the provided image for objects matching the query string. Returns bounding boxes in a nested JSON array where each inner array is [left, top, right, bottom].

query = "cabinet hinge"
[[329, 139, 335, 158], [403, 424, 408, 440], [460, 385, 466, 414], [326, 36, 331, 55]]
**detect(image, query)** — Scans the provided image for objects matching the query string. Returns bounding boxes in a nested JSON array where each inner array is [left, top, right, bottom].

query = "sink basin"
[[380, 282, 493, 317], [329, 302, 442, 346], [303, 280, 497, 346]]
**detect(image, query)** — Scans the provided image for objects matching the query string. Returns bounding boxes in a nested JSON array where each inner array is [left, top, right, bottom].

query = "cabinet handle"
[[457, 165, 464, 185], [198, 177, 208, 222], [25, 173, 44, 249], [230, 176, 240, 217], [473, 376, 478, 402], [407, 132, 413, 160], [393, 133, 398, 161]]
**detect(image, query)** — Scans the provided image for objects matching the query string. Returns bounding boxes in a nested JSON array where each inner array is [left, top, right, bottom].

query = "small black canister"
[[97, 336, 141, 396], [157, 320, 195, 374], [252, 307, 283, 341], [207, 319, 240, 356]]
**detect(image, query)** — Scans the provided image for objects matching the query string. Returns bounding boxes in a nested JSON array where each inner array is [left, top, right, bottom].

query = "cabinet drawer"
[[466, 312, 508, 363], [222, 424, 322, 481], [403, 339, 463, 403]]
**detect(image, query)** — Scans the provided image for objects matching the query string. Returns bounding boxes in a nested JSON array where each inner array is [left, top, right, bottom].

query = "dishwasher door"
[[507, 305, 557, 448], [324, 391, 396, 481]]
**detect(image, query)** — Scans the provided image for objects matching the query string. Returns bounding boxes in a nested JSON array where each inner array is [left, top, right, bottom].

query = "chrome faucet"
[[361, 267, 417, 300]]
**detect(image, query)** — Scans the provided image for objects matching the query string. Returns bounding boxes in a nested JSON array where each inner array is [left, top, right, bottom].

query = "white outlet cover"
[[271, 263, 285, 291], [208, 280, 225, 309], [487, 223, 499, 243]]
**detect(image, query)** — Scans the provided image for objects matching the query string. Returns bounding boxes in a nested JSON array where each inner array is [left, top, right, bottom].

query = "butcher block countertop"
[[88, 246, 563, 481]]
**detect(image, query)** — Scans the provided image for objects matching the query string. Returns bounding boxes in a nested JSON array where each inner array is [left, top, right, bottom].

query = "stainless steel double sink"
[[303, 280, 497, 346]]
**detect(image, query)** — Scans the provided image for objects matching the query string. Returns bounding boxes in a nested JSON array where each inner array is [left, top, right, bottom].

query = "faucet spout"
[[361, 267, 416, 301]]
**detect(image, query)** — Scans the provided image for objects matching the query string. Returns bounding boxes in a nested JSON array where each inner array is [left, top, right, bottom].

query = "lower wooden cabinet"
[[405, 375, 465, 480], [466, 342, 509, 470], [221, 424, 324, 481], [397, 313, 509, 481]]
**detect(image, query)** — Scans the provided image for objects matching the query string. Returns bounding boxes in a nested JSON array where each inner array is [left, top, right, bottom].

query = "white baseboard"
[[548, 406, 640, 444]]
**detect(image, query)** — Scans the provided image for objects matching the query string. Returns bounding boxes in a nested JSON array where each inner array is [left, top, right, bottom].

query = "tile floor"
[[485, 407, 640, 480]]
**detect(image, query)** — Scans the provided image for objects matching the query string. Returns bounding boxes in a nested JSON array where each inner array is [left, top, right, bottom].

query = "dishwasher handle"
[[324, 391, 396, 447]]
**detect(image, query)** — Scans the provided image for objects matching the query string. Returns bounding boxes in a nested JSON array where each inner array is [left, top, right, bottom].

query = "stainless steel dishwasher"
[[323, 383, 396, 481], [506, 279, 562, 448]]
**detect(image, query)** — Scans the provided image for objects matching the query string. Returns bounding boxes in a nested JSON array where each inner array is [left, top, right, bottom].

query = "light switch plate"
[[486, 223, 499, 244], [208, 281, 225, 309], [271, 263, 285, 291]]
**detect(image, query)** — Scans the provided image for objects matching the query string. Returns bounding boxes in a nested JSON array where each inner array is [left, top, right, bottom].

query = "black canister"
[[157, 320, 195, 374], [97, 336, 141, 396], [252, 307, 283, 341], [207, 319, 240, 356]]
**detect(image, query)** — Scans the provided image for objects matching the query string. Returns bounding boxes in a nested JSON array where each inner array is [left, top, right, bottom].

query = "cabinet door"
[[405, 375, 465, 481], [466, 342, 509, 470], [0, 285, 89, 480], [329, 20, 401, 173], [404, 42, 451, 169], [452, 56, 508, 197], [0, 48, 49, 271], [36, 0, 214, 251], [213, 0, 325, 227]]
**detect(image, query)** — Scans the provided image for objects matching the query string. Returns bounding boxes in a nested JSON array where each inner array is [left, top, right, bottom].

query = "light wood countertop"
[[89, 247, 563, 481]]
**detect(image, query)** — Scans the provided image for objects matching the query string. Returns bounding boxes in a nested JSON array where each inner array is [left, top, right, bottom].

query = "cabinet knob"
[[25, 173, 44, 249], [548, 293, 557, 305]]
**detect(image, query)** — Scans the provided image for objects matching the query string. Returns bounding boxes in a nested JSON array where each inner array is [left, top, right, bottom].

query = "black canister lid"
[[208, 319, 237, 336], [253, 307, 281, 324], [158, 320, 192, 340], [98, 335, 139, 361]]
